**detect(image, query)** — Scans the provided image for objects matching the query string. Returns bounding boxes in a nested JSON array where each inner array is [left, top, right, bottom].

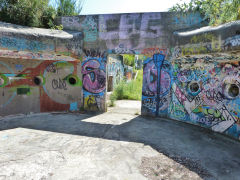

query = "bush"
[[123, 54, 135, 67], [110, 70, 143, 101], [0, 0, 53, 28], [0, 0, 83, 28], [109, 93, 117, 107], [169, 0, 240, 26]]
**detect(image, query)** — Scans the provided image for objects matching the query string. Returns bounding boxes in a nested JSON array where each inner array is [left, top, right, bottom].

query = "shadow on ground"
[[0, 109, 240, 180]]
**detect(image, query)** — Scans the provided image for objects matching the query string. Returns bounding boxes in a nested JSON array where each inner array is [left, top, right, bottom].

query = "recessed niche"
[[189, 82, 200, 93], [33, 76, 43, 85], [228, 84, 239, 98], [17, 88, 30, 95], [68, 76, 77, 85]]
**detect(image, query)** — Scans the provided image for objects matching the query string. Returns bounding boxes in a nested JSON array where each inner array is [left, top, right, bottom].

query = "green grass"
[[110, 70, 143, 105]]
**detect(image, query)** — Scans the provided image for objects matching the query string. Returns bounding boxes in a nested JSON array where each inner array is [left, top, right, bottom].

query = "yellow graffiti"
[[84, 95, 99, 111], [181, 33, 222, 56]]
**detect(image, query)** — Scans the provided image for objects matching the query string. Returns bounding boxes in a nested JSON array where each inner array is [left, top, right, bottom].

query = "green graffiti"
[[193, 106, 225, 121], [0, 74, 8, 87]]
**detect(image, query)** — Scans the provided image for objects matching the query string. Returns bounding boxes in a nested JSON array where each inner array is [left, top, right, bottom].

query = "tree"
[[53, 0, 84, 16], [0, 0, 56, 28], [0, 0, 84, 28], [169, 0, 240, 25], [123, 54, 135, 67]]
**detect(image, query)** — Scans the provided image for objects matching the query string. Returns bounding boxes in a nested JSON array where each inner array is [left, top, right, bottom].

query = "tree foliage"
[[0, 0, 84, 28], [169, 0, 240, 25], [0, 0, 54, 28], [123, 54, 135, 67], [55, 0, 83, 16]]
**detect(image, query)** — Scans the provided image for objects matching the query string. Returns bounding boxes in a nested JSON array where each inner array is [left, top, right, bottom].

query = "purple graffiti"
[[82, 59, 106, 93], [142, 60, 171, 96]]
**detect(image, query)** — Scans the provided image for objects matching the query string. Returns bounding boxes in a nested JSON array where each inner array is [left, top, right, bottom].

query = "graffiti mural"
[[142, 53, 172, 116], [0, 11, 240, 141], [82, 16, 98, 42], [0, 36, 55, 53], [107, 55, 124, 91], [82, 54, 106, 111], [170, 55, 240, 139], [0, 58, 82, 115]]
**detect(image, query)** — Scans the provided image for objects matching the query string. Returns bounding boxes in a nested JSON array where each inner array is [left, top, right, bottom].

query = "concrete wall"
[[58, 13, 240, 140], [141, 21, 240, 140], [58, 12, 206, 114], [0, 22, 83, 115], [59, 12, 206, 52], [0, 57, 82, 115]]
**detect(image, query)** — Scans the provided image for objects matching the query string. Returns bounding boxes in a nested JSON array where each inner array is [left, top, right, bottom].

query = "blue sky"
[[49, 0, 191, 15]]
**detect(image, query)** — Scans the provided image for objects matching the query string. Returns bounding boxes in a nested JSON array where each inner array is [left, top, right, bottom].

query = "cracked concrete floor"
[[0, 100, 240, 180]]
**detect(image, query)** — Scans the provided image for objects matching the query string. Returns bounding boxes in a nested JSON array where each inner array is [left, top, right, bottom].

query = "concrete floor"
[[0, 100, 240, 180]]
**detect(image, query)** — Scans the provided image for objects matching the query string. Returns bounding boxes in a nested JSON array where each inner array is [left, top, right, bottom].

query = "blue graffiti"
[[0, 36, 54, 52]]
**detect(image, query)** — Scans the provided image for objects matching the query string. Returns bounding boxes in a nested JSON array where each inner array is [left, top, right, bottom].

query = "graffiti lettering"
[[46, 64, 57, 73], [141, 48, 168, 57], [52, 79, 67, 90], [83, 49, 105, 58], [205, 90, 223, 102], [224, 35, 240, 47], [82, 16, 98, 42]]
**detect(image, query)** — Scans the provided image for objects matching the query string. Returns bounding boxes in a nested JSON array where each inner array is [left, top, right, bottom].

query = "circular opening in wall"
[[34, 76, 43, 85], [68, 77, 77, 85], [228, 84, 239, 98], [189, 82, 200, 93]]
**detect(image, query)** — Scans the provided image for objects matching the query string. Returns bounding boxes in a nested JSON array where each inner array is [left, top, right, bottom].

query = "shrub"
[[111, 70, 143, 101]]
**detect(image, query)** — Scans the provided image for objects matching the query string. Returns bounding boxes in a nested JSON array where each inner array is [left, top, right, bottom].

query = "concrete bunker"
[[0, 13, 240, 141]]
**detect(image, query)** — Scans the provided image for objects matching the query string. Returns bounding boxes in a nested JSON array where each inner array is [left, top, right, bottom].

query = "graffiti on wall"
[[170, 55, 240, 138], [0, 36, 54, 52], [0, 59, 82, 115], [142, 50, 240, 139], [224, 35, 240, 48], [98, 13, 164, 50], [172, 12, 204, 27], [175, 33, 240, 57], [82, 16, 98, 42], [142, 53, 172, 116], [141, 48, 168, 57], [82, 51, 106, 111], [107, 55, 124, 90]]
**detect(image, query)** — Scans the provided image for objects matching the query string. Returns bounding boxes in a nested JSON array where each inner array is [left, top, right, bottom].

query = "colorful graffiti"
[[170, 55, 240, 138], [142, 52, 240, 139], [82, 16, 98, 42], [172, 12, 204, 27], [0, 58, 82, 115], [82, 53, 106, 112], [0, 36, 54, 52], [82, 59, 106, 94], [142, 53, 172, 116], [0, 11, 240, 141], [107, 55, 124, 90]]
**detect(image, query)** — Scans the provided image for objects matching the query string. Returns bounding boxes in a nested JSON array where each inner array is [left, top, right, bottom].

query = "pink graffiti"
[[82, 59, 106, 93], [143, 60, 171, 96], [175, 86, 187, 104]]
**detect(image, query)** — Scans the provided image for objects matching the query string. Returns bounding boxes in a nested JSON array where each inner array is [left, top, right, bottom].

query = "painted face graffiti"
[[82, 59, 106, 94]]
